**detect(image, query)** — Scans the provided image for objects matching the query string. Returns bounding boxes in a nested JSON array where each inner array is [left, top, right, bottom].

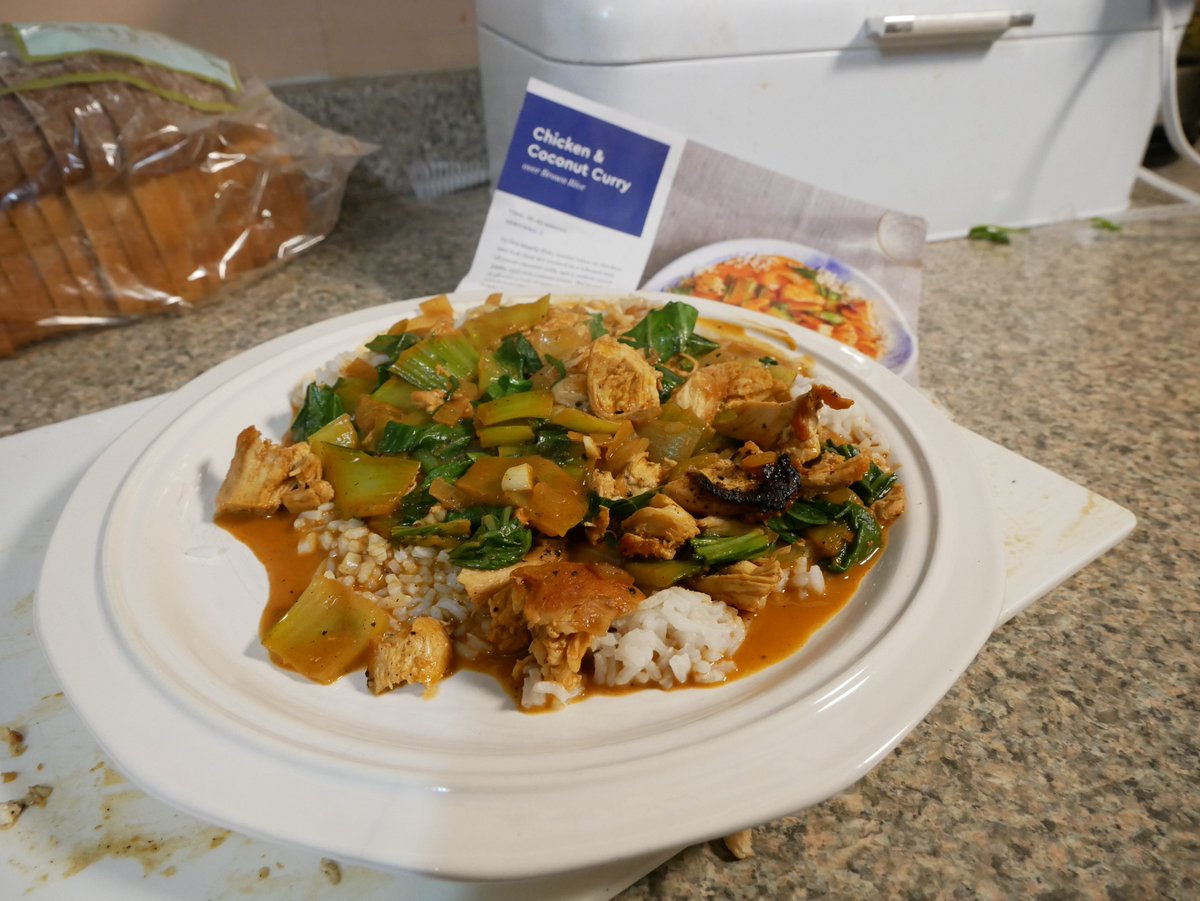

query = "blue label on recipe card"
[[497, 92, 670, 237]]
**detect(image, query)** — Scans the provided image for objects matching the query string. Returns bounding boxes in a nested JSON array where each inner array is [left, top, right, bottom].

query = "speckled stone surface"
[[2, 71, 1198, 900]]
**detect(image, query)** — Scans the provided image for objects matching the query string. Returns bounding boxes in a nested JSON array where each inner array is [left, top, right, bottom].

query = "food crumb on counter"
[[2, 772, 16, 783], [2, 726, 26, 757], [722, 828, 755, 859], [0, 784, 53, 829], [320, 858, 342, 885]]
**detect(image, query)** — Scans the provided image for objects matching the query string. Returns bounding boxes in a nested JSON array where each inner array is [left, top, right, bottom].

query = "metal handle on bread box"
[[867, 10, 1034, 44]]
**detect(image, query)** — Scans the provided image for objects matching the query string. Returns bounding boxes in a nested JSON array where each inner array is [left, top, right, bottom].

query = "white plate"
[[642, 238, 917, 377], [36, 292, 1001, 881]]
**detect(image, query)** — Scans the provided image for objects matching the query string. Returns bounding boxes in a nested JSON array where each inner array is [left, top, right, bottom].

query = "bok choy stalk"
[[689, 530, 774, 567]]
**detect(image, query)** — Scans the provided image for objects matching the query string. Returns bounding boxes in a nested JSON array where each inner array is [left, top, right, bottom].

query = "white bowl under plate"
[[36, 292, 1002, 880]]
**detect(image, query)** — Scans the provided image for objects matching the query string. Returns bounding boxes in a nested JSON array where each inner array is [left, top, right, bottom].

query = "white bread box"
[[477, 0, 1196, 239]]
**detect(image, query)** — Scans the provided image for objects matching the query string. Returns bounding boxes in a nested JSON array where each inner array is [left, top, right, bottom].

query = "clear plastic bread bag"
[[0, 22, 373, 355]]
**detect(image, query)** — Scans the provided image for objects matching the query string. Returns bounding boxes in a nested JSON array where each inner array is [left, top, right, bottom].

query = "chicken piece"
[[871, 482, 906, 527], [661, 475, 749, 519], [620, 449, 668, 494], [715, 398, 798, 448], [584, 505, 611, 545], [586, 335, 661, 422], [551, 373, 589, 409], [527, 306, 595, 369], [688, 452, 804, 519], [409, 389, 447, 414], [588, 451, 668, 500], [688, 558, 783, 612], [673, 362, 788, 426], [671, 365, 728, 425], [783, 384, 855, 465], [215, 426, 333, 516], [366, 617, 453, 694], [508, 562, 644, 690], [617, 494, 700, 559], [457, 543, 566, 605], [800, 450, 872, 492]]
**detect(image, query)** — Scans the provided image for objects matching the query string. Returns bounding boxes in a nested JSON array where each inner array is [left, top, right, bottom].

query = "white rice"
[[589, 587, 747, 690], [293, 503, 470, 627]]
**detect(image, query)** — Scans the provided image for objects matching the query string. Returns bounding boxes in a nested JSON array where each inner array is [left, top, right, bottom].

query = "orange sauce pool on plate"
[[218, 514, 875, 699]]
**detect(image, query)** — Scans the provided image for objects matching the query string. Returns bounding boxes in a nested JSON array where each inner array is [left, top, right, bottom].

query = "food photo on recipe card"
[[461, 78, 925, 383]]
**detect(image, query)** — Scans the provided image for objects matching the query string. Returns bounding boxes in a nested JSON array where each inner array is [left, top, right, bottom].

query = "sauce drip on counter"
[[218, 514, 872, 701]]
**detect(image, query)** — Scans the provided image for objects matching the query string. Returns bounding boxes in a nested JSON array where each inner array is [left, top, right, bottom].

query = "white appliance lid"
[[477, 0, 1195, 65]]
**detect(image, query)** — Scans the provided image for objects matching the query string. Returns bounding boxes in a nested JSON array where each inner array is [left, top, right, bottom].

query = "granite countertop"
[[2, 71, 1198, 899]]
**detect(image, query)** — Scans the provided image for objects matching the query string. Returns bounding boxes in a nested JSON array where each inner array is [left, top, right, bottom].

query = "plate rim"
[[35, 290, 1001, 880]]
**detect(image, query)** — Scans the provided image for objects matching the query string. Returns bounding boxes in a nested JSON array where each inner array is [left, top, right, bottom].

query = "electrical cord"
[[1154, 0, 1200, 167]]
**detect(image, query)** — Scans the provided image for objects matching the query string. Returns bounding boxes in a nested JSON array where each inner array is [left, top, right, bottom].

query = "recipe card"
[[461, 79, 927, 383], [460, 79, 684, 291]]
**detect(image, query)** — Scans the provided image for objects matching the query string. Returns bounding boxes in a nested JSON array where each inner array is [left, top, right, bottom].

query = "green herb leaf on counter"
[[967, 224, 1025, 245], [291, 383, 344, 440], [1090, 217, 1122, 232]]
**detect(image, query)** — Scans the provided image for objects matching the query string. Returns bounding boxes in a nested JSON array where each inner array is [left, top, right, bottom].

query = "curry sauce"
[[220, 512, 874, 700]]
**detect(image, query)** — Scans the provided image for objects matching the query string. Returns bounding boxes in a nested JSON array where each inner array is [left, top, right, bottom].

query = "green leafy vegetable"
[[494, 332, 543, 380], [448, 507, 533, 570], [365, 332, 420, 359], [967, 224, 1024, 245], [766, 498, 882, 572], [522, 424, 582, 469], [483, 373, 532, 400], [827, 504, 881, 573], [820, 440, 897, 505], [376, 421, 473, 470], [389, 518, 472, 548], [621, 301, 719, 363], [766, 499, 842, 541], [586, 312, 607, 339], [393, 457, 474, 524], [655, 364, 685, 403], [599, 490, 656, 523], [689, 530, 774, 567], [543, 354, 568, 381], [1090, 217, 1121, 232], [291, 383, 345, 440]]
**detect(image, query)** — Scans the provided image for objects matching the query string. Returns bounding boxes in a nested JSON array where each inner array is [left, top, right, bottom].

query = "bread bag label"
[[5, 22, 240, 97]]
